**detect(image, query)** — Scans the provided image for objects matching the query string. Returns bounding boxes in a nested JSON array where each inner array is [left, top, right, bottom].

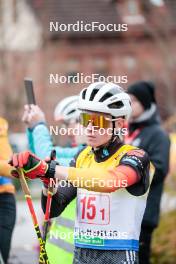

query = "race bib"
[[77, 193, 110, 225]]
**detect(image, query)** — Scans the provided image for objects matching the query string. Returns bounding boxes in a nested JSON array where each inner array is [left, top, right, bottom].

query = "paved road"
[[8, 199, 42, 264], [8, 249, 38, 264]]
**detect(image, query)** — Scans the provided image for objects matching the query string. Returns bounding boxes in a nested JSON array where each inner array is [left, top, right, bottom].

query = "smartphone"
[[24, 78, 36, 105]]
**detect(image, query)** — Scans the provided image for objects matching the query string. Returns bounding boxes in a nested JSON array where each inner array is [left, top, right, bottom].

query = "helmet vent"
[[82, 89, 87, 99], [108, 101, 124, 109], [99, 92, 113, 102], [68, 110, 75, 115], [90, 89, 99, 101]]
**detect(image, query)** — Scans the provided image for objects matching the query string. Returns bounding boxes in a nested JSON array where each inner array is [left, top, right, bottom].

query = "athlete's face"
[[84, 113, 124, 148], [129, 95, 144, 121], [85, 122, 112, 148]]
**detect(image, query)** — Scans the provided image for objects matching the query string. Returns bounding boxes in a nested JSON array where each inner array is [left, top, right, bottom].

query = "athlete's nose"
[[87, 121, 93, 128], [86, 121, 96, 134]]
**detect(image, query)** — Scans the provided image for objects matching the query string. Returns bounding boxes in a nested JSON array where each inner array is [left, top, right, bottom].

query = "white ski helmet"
[[78, 82, 132, 120], [54, 95, 80, 122]]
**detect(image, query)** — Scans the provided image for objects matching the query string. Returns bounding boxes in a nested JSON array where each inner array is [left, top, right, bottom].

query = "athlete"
[[9, 82, 154, 264], [22, 96, 85, 263]]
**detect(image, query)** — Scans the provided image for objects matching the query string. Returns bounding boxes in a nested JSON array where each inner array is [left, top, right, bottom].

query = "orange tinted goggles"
[[80, 113, 112, 128]]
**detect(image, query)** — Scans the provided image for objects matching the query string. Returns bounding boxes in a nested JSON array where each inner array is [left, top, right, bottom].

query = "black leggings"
[[139, 226, 154, 264], [0, 193, 16, 264], [73, 247, 139, 264]]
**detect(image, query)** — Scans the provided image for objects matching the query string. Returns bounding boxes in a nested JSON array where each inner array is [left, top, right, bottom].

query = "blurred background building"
[[0, 1, 176, 263], [0, 0, 176, 132]]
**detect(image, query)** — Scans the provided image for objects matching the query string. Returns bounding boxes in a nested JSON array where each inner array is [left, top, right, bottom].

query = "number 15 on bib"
[[77, 193, 110, 225]]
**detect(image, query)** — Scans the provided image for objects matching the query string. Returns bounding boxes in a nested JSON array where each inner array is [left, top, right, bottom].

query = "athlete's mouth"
[[87, 135, 96, 139]]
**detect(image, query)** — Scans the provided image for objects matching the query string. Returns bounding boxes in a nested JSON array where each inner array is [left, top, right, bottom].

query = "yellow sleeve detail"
[[0, 184, 15, 194], [0, 160, 15, 178], [68, 167, 127, 193], [0, 138, 13, 160]]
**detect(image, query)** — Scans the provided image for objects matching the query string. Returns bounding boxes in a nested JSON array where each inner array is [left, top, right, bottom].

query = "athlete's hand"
[[22, 104, 46, 128], [41, 153, 58, 188], [9, 151, 48, 180]]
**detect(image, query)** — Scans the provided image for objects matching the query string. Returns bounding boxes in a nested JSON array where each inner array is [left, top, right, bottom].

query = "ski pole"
[[43, 150, 56, 243], [17, 168, 50, 264]]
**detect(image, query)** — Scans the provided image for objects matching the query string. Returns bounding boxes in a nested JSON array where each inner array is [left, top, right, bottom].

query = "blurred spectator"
[[126, 81, 170, 264], [0, 118, 16, 263], [22, 97, 86, 264]]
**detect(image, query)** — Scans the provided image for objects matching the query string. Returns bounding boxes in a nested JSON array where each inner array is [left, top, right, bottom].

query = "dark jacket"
[[128, 109, 170, 228]]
